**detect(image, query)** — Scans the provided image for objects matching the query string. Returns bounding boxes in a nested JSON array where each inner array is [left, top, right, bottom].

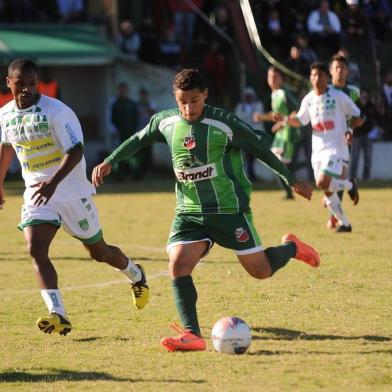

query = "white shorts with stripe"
[[19, 194, 102, 244]]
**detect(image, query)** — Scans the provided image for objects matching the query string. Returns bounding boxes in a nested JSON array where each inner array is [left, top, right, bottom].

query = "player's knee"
[[316, 177, 329, 190], [26, 241, 49, 261], [169, 259, 193, 277], [88, 246, 109, 263], [248, 266, 271, 280]]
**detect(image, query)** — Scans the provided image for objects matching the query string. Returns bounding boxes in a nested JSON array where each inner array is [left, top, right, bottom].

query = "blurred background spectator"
[[136, 87, 157, 174], [0, 81, 12, 107], [169, 0, 204, 52], [117, 20, 141, 61], [138, 17, 160, 64], [57, 0, 85, 23], [379, 70, 392, 140], [234, 86, 266, 181], [341, 0, 370, 55], [295, 34, 318, 66], [38, 67, 60, 99], [363, 0, 392, 43], [350, 89, 380, 179], [307, 0, 342, 58], [105, 82, 139, 180], [284, 45, 310, 77]]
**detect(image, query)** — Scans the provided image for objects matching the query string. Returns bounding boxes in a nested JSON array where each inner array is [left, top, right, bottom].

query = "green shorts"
[[167, 210, 262, 256]]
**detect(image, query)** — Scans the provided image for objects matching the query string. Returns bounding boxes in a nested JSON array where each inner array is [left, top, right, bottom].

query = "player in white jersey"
[[0, 59, 149, 335], [325, 54, 361, 229], [273, 62, 362, 232]]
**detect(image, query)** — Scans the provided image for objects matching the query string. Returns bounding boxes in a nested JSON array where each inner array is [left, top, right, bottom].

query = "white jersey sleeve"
[[0, 101, 14, 144], [295, 93, 311, 126], [52, 106, 84, 152]]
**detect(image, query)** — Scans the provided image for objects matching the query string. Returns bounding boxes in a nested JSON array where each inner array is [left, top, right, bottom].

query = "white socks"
[[41, 289, 67, 318], [328, 178, 353, 193], [117, 259, 142, 283], [324, 193, 350, 226]]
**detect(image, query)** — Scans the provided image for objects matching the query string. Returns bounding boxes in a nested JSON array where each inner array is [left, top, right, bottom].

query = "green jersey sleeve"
[[229, 115, 296, 186], [105, 113, 165, 165]]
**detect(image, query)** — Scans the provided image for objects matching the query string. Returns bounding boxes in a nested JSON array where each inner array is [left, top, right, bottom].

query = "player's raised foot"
[[131, 264, 149, 309], [348, 178, 359, 205], [161, 323, 206, 352], [336, 224, 352, 233], [326, 215, 338, 229], [36, 313, 72, 335], [282, 233, 320, 268]]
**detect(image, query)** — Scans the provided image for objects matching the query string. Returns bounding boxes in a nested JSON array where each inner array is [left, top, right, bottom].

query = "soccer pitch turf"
[[1, 180, 391, 391]]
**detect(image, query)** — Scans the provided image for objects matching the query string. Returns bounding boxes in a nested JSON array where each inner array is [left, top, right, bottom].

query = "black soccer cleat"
[[336, 224, 352, 233], [348, 178, 359, 205]]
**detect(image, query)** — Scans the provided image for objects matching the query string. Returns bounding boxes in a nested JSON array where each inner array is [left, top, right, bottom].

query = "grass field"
[[1, 179, 391, 391]]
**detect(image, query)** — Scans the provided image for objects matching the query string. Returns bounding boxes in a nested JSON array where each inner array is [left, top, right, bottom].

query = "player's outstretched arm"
[[253, 111, 284, 123], [292, 181, 313, 201], [92, 161, 112, 187]]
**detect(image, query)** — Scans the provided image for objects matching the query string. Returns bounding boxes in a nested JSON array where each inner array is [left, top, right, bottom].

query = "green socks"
[[172, 275, 201, 336], [265, 242, 296, 275]]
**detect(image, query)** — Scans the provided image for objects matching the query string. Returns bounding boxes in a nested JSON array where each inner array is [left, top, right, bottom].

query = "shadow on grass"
[[72, 336, 130, 343], [252, 327, 392, 342], [0, 369, 206, 384]]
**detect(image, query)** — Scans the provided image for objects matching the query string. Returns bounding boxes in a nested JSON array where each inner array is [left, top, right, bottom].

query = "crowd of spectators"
[[0, 0, 85, 23], [0, 0, 391, 141]]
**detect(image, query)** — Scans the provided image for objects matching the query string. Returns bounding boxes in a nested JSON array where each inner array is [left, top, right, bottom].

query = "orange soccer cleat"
[[161, 323, 206, 352], [282, 233, 321, 268]]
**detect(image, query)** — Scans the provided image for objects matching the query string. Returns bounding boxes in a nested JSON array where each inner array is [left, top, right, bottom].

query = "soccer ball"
[[211, 316, 252, 354]]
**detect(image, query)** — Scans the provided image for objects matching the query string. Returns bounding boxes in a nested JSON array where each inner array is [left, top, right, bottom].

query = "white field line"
[[1, 270, 170, 295], [1, 244, 205, 295]]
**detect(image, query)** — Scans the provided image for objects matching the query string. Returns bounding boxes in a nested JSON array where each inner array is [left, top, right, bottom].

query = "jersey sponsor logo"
[[312, 120, 335, 132], [21, 150, 64, 172], [15, 137, 55, 156], [65, 122, 78, 145], [234, 227, 249, 242], [183, 135, 196, 149], [175, 163, 217, 182]]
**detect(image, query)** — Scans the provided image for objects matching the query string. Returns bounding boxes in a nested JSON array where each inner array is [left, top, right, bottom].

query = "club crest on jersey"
[[183, 135, 196, 150], [78, 218, 89, 231], [235, 227, 249, 242]]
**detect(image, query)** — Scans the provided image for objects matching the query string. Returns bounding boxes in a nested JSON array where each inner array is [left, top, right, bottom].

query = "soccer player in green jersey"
[[253, 66, 301, 199], [92, 68, 320, 352]]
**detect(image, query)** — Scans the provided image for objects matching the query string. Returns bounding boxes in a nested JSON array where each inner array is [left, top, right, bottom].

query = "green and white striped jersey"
[[105, 105, 295, 214]]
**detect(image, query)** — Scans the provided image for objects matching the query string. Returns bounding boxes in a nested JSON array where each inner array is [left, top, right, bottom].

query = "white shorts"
[[19, 195, 102, 244], [312, 154, 349, 180]]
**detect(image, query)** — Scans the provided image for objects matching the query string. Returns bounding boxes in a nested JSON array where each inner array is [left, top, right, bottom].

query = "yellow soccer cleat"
[[37, 313, 72, 336], [131, 264, 149, 309]]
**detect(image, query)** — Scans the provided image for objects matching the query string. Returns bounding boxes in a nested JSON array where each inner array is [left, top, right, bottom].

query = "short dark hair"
[[310, 61, 330, 76], [173, 68, 206, 92], [8, 58, 38, 77], [329, 54, 348, 68]]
